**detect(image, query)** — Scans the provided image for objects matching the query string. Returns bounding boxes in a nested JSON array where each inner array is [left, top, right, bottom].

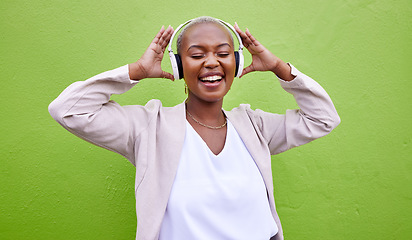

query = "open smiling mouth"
[[199, 75, 223, 84]]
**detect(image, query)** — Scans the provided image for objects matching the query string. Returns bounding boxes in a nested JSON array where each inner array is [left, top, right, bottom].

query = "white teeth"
[[200, 75, 222, 81]]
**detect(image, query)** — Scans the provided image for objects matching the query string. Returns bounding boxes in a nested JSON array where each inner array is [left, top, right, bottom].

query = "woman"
[[49, 16, 340, 240]]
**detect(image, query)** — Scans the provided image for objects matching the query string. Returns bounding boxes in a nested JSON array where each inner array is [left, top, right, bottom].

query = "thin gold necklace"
[[186, 110, 227, 130]]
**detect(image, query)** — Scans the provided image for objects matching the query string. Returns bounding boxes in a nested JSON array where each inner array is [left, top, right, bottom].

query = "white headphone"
[[167, 18, 244, 80]]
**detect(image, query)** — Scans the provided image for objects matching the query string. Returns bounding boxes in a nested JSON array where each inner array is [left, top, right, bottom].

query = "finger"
[[238, 28, 253, 49], [165, 25, 174, 37], [157, 27, 167, 47], [245, 28, 261, 47], [158, 26, 174, 49], [234, 22, 244, 36], [233, 23, 249, 43], [161, 71, 175, 81], [152, 25, 165, 45], [240, 64, 255, 78], [236, 29, 248, 42], [234, 24, 249, 48], [234, 22, 246, 39], [244, 28, 256, 47], [160, 26, 174, 48]]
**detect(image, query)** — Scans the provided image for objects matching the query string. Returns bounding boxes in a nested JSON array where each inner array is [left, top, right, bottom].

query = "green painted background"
[[1, 0, 411, 239]]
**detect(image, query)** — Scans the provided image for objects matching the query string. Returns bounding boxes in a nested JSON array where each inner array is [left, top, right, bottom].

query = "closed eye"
[[217, 52, 230, 57], [191, 54, 204, 59]]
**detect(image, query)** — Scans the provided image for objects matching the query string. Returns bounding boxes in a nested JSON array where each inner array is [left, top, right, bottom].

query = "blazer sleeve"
[[253, 63, 341, 155], [48, 65, 152, 165]]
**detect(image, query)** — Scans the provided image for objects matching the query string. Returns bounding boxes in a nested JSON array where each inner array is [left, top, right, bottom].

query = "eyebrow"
[[187, 43, 231, 51]]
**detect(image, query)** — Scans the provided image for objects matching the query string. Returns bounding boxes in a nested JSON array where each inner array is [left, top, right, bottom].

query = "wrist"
[[271, 58, 294, 81], [128, 61, 146, 81], [269, 56, 281, 74]]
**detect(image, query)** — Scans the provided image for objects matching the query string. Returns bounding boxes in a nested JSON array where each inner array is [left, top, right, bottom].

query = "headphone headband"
[[167, 19, 244, 53], [168, 18, 244, 79]]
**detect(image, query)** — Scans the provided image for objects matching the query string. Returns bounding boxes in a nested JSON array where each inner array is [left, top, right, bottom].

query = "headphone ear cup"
[[234, 51, 240, 77], [175, 54, 184, 79]]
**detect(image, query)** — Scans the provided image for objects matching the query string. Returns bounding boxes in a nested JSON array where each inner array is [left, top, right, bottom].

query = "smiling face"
[[180, 23, 236, 104]]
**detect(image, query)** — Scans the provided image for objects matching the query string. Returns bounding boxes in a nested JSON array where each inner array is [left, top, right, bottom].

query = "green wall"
[[1, 0, 411, 239]]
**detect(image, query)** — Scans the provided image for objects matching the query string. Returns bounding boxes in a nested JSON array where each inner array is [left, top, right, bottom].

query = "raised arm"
[[234, 23, 340, 154], [254, 65, 341, 155], [234, 23, 294, 81], [48, 26, 175, 164]]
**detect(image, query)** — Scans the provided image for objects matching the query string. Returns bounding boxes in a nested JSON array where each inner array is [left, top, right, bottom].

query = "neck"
[[185, 96, 225, 122]]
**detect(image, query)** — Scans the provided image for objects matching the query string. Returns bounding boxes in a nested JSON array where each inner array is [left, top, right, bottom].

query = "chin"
[[188, 91, 227, 104]]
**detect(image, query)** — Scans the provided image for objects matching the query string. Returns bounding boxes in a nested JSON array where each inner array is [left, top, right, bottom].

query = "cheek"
[[182, 60, 200, 79], [222, 57, 237, 76]]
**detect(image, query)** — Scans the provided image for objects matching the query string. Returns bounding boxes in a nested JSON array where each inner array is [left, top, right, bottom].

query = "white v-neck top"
[[159, 119, 278, 239]]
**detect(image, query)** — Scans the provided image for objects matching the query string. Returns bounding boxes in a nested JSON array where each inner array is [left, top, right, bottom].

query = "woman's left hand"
[[234, 23, 294, 81]]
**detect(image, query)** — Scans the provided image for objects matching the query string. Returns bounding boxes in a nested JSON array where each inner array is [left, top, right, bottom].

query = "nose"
[[204, 53, 219, 69]]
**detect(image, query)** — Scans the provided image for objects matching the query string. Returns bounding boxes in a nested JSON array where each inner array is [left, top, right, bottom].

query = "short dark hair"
[[176, 16, 234, 55]]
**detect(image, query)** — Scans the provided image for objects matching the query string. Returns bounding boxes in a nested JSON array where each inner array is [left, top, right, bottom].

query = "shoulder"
[[144, 99, 163, 110], [122, 99, 184, 125], [227, 104, 253, 115], [226, 104, 267, 119], [126, 99, 183, 112], [225, 104, 263, 130], [226, 104, 284, 133]]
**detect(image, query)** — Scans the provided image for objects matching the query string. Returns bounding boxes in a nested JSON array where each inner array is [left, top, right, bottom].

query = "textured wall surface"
[[1, 0, 411, 239]]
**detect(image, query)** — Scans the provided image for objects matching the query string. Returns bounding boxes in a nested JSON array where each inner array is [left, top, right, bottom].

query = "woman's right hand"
[[128, 25, 175, 81]]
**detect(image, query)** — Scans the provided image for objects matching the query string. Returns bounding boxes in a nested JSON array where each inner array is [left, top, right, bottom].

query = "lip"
[[198, 72, 224, 88], [198, 72, 224, 79], [200, 79, 223, 88]]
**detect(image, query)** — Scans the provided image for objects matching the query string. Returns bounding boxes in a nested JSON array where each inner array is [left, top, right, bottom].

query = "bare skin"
[[180, 23, 235, 155], [128, 22, 294, 155]]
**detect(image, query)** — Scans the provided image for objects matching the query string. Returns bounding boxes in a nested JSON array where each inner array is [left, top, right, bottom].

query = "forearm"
[[280, 64, 340, 130], [48, 65, 139, 162], [262, 64, 340, 154], [49, 65, 136, 122]]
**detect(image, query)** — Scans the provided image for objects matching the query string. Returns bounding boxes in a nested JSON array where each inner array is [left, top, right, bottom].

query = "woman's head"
[[177, 16, 237, 103], [176, 17, 234, 55]]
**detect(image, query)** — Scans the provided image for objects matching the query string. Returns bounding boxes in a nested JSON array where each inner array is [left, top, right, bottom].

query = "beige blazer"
[[49, 64, 340, 240]]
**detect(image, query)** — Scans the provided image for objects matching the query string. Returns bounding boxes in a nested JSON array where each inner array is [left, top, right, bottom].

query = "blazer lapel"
[[225, 108, 274, 195], [151, 101, 187, 239]]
